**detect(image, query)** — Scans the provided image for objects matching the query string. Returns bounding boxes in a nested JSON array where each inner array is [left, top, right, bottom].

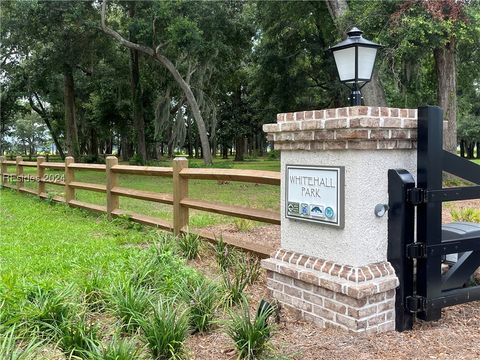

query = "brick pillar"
[[262, 106, 420, 333]]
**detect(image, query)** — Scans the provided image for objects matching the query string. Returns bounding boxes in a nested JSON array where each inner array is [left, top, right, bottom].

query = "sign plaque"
[[285, 165, 344, 228]]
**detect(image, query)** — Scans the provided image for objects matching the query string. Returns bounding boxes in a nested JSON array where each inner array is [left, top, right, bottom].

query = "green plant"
[[214, 236, 234, 272], [90, 335, 142, 360], [0, 326, 43, 359], [450, 207, 480, 223], [178, 232, 201, 260], [139, 298, 190, 360], [22, 285, 77, 338], [226, 300, 276, 360], [81, 270, 108, 311], [178, 276, 219, 333], [109, 279, 152, 333], [233, 218, 255, 232], [221, 253, 262, 307], [54, 316, 100, 359]]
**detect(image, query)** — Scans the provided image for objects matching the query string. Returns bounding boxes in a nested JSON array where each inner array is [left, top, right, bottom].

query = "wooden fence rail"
[[0, 155, 280, 256]]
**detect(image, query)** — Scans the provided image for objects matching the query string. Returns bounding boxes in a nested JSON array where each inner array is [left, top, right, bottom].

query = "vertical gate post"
[[64, 156, 75, 203], [416, 106, 443, 321], [106, 156, 119, 220], [37, 156, 45, 197], [388, 169, 416, 331], [0, 156, 6, 187], [173, 157, 189, 236], [16, 156, 23, 191]]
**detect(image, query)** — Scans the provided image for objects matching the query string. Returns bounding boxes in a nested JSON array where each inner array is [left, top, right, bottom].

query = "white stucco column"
[[261, 106, 418, 333]]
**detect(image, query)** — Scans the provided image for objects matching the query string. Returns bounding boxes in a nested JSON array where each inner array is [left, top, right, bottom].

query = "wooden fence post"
[[0, 156, 6, 187], [173, 157, 189, 236], [64, 156, 75, 203], [37, 156, 45, 197], [106, 156, 119, 220], [16, 156, 23, 191]]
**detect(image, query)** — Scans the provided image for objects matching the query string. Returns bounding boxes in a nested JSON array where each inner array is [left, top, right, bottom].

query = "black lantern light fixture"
[[329, 27, 382, 106]]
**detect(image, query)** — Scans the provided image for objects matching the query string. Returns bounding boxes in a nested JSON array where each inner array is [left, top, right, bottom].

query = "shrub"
[[178, 232, 201, 260], [0, 326, 43, 359], [233, 219, 255, 232], [451, 207, 480, 223], [226, 300, 276, 360], [178, 276, 219, 333], [54, 316, 100, 359], [139, 298, 190, 360], [109, 279, 152, 333]]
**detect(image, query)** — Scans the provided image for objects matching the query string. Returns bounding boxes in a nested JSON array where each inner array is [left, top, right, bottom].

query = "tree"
[[101, 0, 213, 165]]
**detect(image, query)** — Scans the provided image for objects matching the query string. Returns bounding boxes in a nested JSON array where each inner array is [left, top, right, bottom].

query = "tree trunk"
[[63, 64, 79, 157], [128, 3, 147, 164], [434, 37, 457, 154], [325, 0, 387, 107], [235, 136, 245, 161]]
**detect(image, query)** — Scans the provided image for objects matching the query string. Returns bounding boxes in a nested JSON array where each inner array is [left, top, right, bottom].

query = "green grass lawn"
[[5, 157, 281, 229], [0, 187, 273, 359], [0, 189, 149, 288]]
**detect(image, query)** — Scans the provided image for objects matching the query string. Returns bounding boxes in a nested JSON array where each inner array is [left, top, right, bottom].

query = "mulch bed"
[[188, 199, 480, 360]]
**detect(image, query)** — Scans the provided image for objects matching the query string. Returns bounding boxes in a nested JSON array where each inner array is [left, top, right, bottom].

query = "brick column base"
[[261, 249, 399, 333]]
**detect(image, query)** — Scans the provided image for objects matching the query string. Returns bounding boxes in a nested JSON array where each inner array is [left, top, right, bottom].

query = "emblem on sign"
[[300, 203, 309, 216], [287, 202, 299, 215], [310, 205, 325, 218]]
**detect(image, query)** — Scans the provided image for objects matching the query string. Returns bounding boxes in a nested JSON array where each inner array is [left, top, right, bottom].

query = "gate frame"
[[388, 105, 480, 331]]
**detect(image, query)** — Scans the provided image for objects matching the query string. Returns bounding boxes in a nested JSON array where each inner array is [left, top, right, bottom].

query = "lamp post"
[[329, 27, 382, 106]]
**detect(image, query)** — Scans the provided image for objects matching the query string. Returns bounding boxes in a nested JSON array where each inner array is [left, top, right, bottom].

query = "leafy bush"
[[109, 279, 152, 333], [178, 232, 201, 260], [227, 300, 276, 360], [139, 298, 190, 360], [451, 207, 480, 223], [0, 326, 43, 359], [178, 276, 219, 333], [233, 219, 255, 232]]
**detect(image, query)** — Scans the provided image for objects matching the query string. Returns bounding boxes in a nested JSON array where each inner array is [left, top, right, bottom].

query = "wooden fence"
[[0, 156, 280, 256]]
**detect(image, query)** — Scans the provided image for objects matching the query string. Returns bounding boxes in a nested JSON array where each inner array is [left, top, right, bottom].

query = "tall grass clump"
[[221, 252, 262, 307], [22, 285, 77, 338], [89, 335, 141, 360], [178, 232, 201, 260], [139, 298, 190, 360], [53, 316, 100, 359], [214, 236, 234, 272], [109, 279, 152, 333], [226, 300, 276, 360], [0, 326, 43, 359], [178, 276, 219, 333], [81, 270, 108, 311], [451, 207, 480, 223]]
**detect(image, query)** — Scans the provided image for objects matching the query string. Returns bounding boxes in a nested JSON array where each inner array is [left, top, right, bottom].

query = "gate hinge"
[[407, 188, 425, 205], [406, 295, 426, 313], [406, 242, 427, 259]]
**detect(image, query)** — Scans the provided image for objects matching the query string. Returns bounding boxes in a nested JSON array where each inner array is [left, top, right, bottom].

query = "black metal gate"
[[388, 106, 480, 332]]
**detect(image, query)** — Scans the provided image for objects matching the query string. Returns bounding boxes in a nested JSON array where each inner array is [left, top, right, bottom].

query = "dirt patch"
[[442, 199, 480, 223]]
